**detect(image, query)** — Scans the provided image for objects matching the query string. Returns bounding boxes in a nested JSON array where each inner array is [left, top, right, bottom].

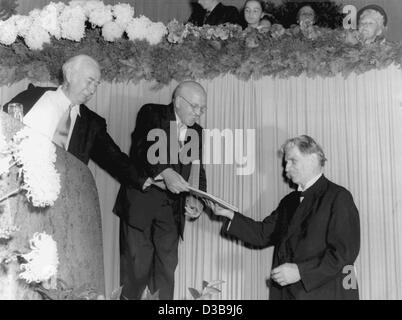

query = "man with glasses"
[[3, 54, 141, 188], [114, 80, 207, 299]]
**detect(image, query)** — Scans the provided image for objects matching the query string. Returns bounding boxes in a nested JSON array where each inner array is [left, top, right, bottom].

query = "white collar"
[[174, 110, 186, 129], [298, 173, 323, 192], [58, 86, 81, 116]]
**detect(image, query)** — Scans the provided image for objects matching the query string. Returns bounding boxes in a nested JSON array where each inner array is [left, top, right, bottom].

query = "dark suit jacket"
[[3, 84, 142, 189], [226, 175, 360, 300], [188, 2, 241, 26], [113, 103, 207, 236]]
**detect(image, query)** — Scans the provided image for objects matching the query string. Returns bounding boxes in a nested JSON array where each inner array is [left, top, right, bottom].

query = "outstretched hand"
[[205, 201, 234, 220]]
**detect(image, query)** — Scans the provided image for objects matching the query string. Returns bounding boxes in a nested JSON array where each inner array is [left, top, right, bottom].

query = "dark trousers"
[[119, 204, 179, 300]]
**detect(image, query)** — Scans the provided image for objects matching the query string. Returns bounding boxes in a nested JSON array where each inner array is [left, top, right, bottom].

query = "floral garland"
[[0, 1, 401, 86]]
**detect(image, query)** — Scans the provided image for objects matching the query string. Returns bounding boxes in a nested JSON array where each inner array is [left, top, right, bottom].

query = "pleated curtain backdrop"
[[1, 65, 402, 300]]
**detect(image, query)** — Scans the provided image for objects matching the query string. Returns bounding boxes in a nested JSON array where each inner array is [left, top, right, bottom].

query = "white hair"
[[62, 55, 100, 83], [360, 9, 385, 29]]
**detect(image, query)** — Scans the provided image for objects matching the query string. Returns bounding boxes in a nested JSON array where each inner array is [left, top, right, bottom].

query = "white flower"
[[88, 3, 113, 27], [126, 16, 151, 42], [126, 16, 166, 45], [35, 2, 65, 39], [12, 127, 60, 207], [70, 0, 108, 19], [19, 232, 59, 285], [0, 18, 18, 46], [146, 22, 167, 45], [113, 3, 134, 29], [11, 15, 33, 37], [59, 5, 86, 42], [23, 23, 51, 50], [102, 21, 124, 42]]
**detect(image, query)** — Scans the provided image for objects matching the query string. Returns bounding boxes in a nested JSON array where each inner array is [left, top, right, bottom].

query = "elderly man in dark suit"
[[3, 54, 141, 188], [114, 81, 207, 300], [188, 0, 241, 26], [209, 135, 360, 300]]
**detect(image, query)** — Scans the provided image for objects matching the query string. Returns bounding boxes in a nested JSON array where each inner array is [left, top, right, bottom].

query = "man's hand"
[[184, 195, 204, 219], [270, 263, 301, 286], [206, 201, 234, 220], [160, 168, 189, 194], [152, 180, 167, 190]]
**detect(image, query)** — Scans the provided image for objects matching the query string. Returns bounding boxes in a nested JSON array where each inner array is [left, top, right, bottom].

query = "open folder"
[[187, 186, 239, 212]]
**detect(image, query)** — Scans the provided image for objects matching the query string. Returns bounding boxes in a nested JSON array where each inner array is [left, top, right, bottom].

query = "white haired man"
[[209, 135, 360, 300], [3, 54, 141, 188]]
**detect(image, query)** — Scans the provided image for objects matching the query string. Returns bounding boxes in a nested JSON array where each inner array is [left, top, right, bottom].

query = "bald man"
[[3, 54, 141, 188], [114, 81, 207, 300]]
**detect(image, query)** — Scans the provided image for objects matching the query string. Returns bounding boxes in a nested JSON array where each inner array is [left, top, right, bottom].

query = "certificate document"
[[187, 186, 239, 212]]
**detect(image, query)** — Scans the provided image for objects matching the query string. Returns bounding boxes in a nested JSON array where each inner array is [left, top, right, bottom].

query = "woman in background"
[[243, 0, 273, 31]]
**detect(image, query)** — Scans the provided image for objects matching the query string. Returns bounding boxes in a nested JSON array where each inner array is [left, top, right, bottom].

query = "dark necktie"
[[298, 190, 307, 203], [203, 11, 211, 25], [53, 105, 72, 149]]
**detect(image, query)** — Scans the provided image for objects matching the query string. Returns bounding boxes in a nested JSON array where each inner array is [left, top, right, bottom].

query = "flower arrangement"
[[0, 0, 401, 85], [0, 127, 61, 207], [0, 1, 166, 50]]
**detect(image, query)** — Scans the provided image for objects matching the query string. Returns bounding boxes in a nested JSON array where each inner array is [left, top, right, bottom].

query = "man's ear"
[[174, 96, 182, 110], [310, 153, 320, 166], [64, 67, 73, 84]]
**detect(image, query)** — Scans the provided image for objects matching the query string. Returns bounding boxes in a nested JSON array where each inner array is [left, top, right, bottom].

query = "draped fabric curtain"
[[1, 65, 402, 299]]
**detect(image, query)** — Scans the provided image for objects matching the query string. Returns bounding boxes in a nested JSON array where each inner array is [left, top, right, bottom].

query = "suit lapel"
[[163, 104, 181, 172], [206, 3, 223, 25]]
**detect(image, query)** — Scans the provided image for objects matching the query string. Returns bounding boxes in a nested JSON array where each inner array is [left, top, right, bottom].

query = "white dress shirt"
[[297, 172, 323, 202], [23, 86, 80, 150]]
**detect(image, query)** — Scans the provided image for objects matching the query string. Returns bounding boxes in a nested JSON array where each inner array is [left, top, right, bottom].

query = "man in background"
[[188, 0, 241, 26]]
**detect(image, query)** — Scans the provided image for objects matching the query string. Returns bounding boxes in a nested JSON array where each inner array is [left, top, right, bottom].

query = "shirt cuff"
[[142, 178, 153, 190]]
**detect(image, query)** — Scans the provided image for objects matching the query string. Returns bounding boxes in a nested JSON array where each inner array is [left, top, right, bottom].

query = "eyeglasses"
[[179, 96, 207, 115]]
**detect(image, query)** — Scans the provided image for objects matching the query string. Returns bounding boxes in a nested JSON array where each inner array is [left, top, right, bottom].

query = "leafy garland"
[[0, 2, 401, 86]]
